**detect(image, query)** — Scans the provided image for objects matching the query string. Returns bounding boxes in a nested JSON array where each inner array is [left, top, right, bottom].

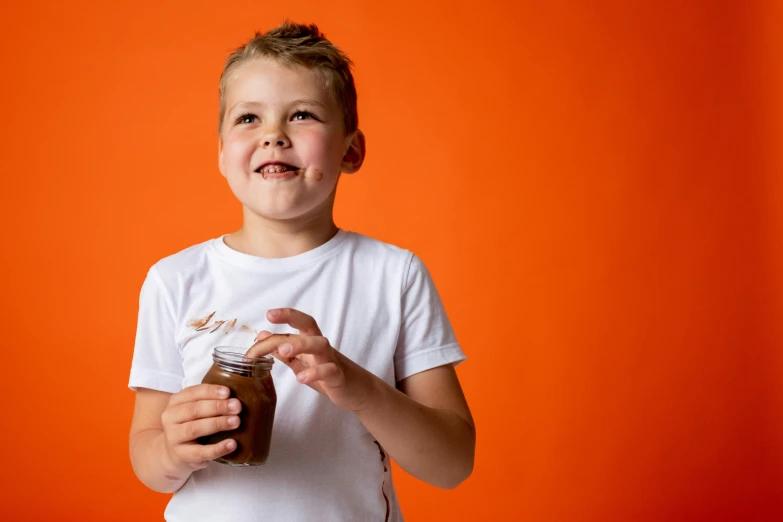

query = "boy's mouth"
[[255, 162, 300, 179]]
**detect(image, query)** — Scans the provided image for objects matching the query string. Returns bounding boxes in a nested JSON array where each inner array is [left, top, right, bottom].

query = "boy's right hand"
[[160, 384, 241, 472]]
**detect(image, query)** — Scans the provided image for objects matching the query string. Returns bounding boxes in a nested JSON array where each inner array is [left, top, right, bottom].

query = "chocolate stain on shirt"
[[188, 312, 216, 330], [373, 440, 391, 522], [223, 318, 237, 334], [209, 320, 225, 333], [240, 324, 256, 334], [188, 313, 256, 337]]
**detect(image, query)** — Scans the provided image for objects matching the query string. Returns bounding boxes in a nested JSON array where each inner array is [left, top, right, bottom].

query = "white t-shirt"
[[129, 229, 465, 522]]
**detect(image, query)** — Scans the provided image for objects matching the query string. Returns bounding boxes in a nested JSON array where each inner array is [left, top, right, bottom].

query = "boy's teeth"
[[260, 165, 293, 173]]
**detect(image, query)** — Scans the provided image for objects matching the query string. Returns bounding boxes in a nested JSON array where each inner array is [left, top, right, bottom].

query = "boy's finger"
[[296, 362, 345, 388], [168, 384, 230, 407], [254, 330, 273, 342], [169, 399, 241, 424], [271, 353, 324, 393], [271, 350, 310, 373], [266, 308, 322, 336], [277, 335, 332, 363], [173, 415, 240, 444], [246, 333, 295, 358], [185, 439, 237, 464]]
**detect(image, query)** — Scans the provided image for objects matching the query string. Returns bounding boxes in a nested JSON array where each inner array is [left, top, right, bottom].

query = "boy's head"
[[218, 21, 358, 136], [217, 21, 365, 223]]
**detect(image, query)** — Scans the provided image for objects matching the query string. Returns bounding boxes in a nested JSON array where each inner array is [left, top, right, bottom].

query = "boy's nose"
[[261, 128, 290, 148]]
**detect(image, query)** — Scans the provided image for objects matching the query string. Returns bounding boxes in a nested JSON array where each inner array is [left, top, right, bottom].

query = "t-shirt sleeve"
[[128, 267, 184, 393], [394, 253, 466, 382]]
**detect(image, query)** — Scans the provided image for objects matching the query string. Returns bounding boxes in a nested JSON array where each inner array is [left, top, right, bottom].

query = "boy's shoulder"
[[346, 230, 412, 259], [346, 231, 426, 285], [146, 238, 214, 280]]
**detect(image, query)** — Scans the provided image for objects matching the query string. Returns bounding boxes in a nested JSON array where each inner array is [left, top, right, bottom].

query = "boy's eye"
[[292, 111, 316, 121], [236, 113, 258, 124]]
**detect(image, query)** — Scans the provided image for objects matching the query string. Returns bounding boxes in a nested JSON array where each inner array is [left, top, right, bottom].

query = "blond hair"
[[218, 21, 358, 135]]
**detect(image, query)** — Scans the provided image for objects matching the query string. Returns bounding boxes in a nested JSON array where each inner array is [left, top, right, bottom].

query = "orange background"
[[1, 1, 781, 520]]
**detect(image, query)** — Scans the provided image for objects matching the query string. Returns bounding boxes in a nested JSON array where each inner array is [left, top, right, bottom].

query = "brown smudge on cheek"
[[303, 167, 323, 181]]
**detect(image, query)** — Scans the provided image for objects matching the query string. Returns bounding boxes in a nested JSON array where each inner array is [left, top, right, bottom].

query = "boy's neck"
[[224, 213, 339, 259]]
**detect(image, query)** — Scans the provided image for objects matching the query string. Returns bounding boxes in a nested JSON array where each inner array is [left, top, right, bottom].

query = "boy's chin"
[[247, 207, 304, 221], [242, 202, 328, 223]]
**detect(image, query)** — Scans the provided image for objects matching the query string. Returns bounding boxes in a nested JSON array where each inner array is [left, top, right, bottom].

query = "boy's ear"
[[218, 138, 227, 178], [340, 129, 366, 174]]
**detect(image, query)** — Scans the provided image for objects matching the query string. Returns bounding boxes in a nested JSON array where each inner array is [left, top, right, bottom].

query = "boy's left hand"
[[246, 308, 377, 412]]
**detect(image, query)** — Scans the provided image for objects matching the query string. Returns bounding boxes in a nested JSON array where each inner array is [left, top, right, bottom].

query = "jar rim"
[[213, 346, 274, 370]]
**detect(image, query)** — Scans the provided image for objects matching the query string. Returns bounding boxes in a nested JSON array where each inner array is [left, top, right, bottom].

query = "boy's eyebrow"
[[228, 99, 329, 114], [289, 99, 329, 110]]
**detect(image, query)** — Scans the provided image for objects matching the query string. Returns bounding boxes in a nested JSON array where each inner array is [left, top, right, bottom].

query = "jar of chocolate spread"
[[198, 346, 276, 466]]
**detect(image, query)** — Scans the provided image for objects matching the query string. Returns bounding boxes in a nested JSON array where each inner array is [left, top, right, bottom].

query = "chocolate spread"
[[198, 348, 277, 466]]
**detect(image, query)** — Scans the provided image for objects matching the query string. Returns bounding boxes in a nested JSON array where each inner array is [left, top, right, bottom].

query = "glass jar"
[[198, 346, 277, 466]]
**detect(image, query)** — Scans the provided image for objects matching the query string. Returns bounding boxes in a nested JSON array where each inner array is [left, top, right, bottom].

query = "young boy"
[[128, 21, 475, 522]]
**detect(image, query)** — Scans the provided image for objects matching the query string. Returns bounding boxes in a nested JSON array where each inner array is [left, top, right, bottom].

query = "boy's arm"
[[130, 389, 191, 493], [354, 363, 475, 489], [129, 386, 240, 493], [249, 309, 475, 489]]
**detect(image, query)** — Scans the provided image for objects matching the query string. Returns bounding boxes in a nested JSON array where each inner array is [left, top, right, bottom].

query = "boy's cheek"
[[222, 140, 254, 166], [299, 136, 343, 168]]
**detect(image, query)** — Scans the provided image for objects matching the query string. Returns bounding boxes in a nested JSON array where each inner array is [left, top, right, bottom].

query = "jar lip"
[[213, 346, 274, 369]]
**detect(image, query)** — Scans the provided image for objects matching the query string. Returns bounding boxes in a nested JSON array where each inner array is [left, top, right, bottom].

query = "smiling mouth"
[[255, 163, 300, 179]]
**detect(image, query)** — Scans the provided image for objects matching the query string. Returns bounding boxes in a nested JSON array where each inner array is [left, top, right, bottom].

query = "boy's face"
[[218, 59, 363, 222]]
